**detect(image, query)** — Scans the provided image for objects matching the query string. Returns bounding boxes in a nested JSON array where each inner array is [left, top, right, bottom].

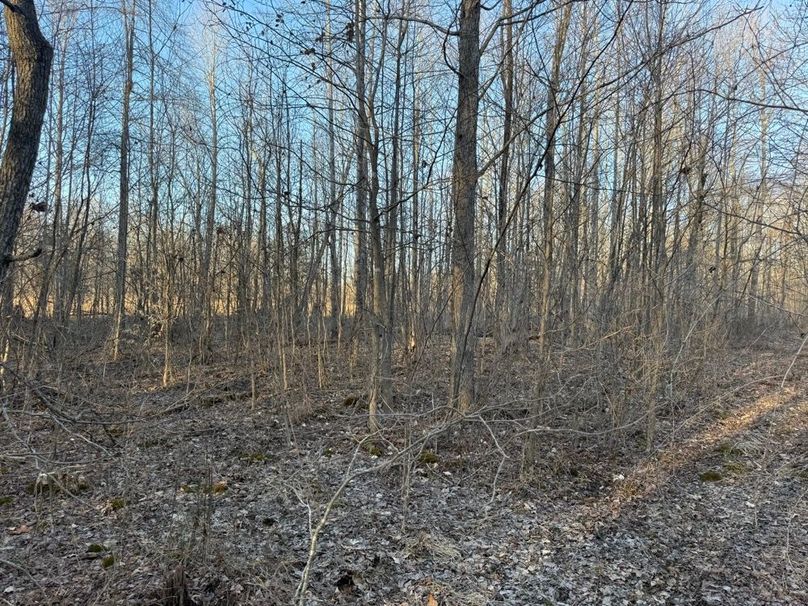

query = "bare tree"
[[0, 0, 53, 293], [449, 0, 481, 414], [112, 0, 135, 359]]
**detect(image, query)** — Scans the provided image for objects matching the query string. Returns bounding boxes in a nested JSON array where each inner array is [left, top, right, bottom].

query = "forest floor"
[[0, 334, 806, 605]]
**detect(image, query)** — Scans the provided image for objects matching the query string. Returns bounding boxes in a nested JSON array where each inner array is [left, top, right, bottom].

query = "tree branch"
[[4, 247, 42, 264]]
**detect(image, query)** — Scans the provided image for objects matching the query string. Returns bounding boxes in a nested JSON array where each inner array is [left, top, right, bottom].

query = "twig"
[[780, 332, 808, 389], [0, 558, 47, 600], [293, 412, 468, 604], [293, 444, 362, 605]]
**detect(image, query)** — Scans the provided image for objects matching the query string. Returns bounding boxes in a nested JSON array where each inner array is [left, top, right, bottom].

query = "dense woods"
[[0, 0, 806, 604]]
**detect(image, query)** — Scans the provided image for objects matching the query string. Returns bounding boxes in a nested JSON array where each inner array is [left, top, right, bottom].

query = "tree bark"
[[495, 0, 514, 351], [113, 1, 134, 359], [353, 0, 369, 336], [449, 0, 481, 413], [0, 0, 53, 294]]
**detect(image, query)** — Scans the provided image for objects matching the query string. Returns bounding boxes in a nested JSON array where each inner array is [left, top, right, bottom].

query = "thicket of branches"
[[1, 0, 806, 452]]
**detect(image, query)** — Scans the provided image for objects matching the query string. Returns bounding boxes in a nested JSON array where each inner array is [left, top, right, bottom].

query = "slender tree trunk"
[[353, 0, 369, 339], [747, 65, 768, 325], [34, 30, 66, 330], [113, 2, 134, 359], [200, 55, 219, 357], [146, 0, 159, 317], [408, 88, 422, 354], [367, 138, 389, 433], [325, 0, 341, 333], [525, 2, 571, 471], [449, 0, 481, 413], [645, 3, 667, 450], [495, 0, 514, 351]]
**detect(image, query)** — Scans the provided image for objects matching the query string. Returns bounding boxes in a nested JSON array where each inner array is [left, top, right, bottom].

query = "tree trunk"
[[0, 0, 53, 294], [525, 1, 571, 472], [495, 0, 514, 351], [113, 1, 134, 359], [199, 55, 219, 357], [353, 0, 369, 340], [449, 0, 481, 413], [146, 0, 159, 317], [325, 0, 341, 332]]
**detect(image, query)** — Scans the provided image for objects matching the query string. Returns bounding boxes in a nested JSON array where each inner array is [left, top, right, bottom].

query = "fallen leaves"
[[0, 346, 804, 604]]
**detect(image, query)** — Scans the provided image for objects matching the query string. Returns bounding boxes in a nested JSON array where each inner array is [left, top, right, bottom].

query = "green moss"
[[723, 461, 748, 475], [210, 480, 228, 495], [715, 441, 736, 455], [793, 468, 808, 481], [343, 395, 362, 407], [240, 452, 267, 464], [201, 395, 224, 407], [715, 442, 743, 457], [418, 450, 439, 465], [715, 408, 734, 420], [110, 497, 126, 511], [699, 470, 723, 482], [87, 543, 108, 554], [101, 554, 115, 568], [182, 481, 227, 495], [0, 496, 13, 506], [362, 442, 383, 457]]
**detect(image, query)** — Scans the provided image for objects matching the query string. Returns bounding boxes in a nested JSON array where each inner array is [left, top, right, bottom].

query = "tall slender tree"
[[112, 0, 135, 359], [449, 0, 481, 413]]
